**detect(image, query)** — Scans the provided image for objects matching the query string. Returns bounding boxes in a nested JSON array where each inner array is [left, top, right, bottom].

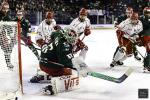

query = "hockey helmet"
[[79, 8, 88, 21], [125, 7, 133, 18], [46, 11, 54, 19], [143, 7, 150, 17], [45, 10, 54, 25]]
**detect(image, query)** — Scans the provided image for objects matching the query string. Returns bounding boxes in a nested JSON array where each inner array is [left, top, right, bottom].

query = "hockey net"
[[0, 21, 22, 99]]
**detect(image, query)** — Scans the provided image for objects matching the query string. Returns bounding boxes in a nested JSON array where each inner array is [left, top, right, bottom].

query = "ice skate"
[[116, 61, 124, 65], [30, 75, 44, 83], [110, 60, 124, 67], [41, 84, 57, 95], [30, 74, 51, 83]]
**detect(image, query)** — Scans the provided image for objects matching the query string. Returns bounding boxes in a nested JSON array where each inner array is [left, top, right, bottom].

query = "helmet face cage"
[[130, 13, 139, 25], [45, 11, 54, 25], [79, 8, 88, 20], [64, 29, 78, 45]]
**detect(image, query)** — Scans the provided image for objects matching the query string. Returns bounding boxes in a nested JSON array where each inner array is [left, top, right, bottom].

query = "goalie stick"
[[47, 60, 133, 83], [21, 43, 41, 50], [88, 67, 133, 83]]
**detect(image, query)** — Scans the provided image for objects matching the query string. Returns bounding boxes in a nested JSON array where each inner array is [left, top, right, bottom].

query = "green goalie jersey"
[[50, 29, 74, 68]]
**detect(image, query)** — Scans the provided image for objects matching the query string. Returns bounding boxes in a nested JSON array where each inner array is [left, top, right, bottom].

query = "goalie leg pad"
[[42, 75, 80, 95]]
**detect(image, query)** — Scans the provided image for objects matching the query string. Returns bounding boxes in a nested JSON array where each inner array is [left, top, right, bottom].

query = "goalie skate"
[[110, 60, 124, 67], [30, 74, 51, 83], [41, 84, 57, 95], [41, 78, 57, 95]]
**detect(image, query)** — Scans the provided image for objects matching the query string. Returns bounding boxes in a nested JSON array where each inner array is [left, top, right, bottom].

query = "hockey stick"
[[47, 60, 133, 83], [81, 35, 85, 41], [125, 36, 145, 59], [88, 67, 133, 83], [21, 43, 41, 51]]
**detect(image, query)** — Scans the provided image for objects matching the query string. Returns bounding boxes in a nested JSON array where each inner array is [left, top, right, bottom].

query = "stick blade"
[[117, 67, 133, 83]]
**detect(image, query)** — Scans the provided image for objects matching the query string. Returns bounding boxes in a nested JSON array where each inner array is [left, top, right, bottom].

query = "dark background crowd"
[[1, 0, 150, 25]]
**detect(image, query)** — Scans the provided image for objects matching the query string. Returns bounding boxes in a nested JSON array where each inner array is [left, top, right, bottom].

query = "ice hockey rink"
[[22, 28, 150, 100]]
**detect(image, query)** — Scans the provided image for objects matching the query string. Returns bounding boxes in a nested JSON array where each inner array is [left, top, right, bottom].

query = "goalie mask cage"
[[0, 21, 22, 100]]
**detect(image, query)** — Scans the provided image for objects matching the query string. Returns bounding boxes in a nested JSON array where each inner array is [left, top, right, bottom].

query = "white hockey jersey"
[[35, 19, 56, 43], [119, 18, 143, 38], [69, 17, 91, 36]]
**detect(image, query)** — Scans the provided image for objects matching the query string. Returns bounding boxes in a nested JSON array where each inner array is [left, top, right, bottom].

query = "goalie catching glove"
[[54, 25, 61, 30], [72, 57, 90, 77]]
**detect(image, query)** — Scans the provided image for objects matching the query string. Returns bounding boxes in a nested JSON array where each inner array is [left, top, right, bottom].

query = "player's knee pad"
[[113, 46, 126, 61]]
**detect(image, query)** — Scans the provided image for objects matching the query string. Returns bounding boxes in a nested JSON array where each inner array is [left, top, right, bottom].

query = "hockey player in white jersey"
[[35, 10, 56, 47], [30, 10, 61, 82], [69, 8, 91, 61], [110, 12, 143, 67]]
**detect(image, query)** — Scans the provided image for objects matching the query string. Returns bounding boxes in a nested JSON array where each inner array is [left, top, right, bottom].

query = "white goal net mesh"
[[0, 21, 21, 99]]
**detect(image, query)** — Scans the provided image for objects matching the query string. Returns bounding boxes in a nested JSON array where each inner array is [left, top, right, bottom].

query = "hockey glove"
[[26, 36, 32, 45], [54, 25, 61, 30], [36, 39, 45, 47], [74, 39, 86, 52], [84, 27, 91, 36]]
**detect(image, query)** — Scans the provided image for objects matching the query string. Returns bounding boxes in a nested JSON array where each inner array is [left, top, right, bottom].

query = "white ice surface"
[[22, 29, 150, 100]]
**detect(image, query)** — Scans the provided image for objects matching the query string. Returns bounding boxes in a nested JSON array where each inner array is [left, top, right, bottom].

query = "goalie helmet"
[[45, 10, 54, 25], [64, 28, 78, 45], [79, 8, 88, 21], [125, 7, 133, 18], [130, 12, 139, 25], [16, 10, 24, 19], [143, 7, 150, 18]]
